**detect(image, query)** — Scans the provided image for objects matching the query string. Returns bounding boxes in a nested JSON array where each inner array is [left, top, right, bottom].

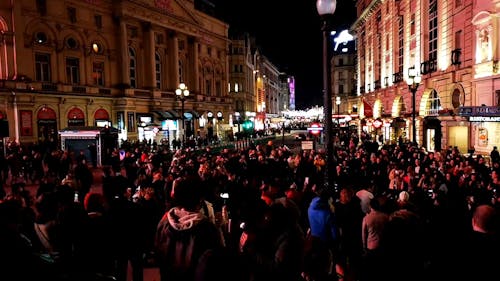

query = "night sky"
[[210, 0, 356, 110]]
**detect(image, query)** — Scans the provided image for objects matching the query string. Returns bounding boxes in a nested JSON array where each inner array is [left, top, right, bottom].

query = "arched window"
[[129, 47, 136, 88], [155, 52, 161, 89], [427, 90, 441, 114]]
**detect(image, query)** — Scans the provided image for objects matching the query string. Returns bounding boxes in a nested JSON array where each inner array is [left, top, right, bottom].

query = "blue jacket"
[[307, 197, 338, 243]]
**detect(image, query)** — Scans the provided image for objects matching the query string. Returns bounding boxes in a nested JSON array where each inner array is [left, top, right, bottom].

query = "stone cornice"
[[350, 0, 382, 33]]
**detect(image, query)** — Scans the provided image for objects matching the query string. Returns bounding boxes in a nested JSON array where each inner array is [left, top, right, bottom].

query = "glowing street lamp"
[[406, 67, 421, 145], [317, 0, 336, 190], [175, 83, 189, 146]]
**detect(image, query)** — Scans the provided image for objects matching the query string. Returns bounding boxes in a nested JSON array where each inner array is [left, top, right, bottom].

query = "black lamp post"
[[175, 83, 189, 146], [235, 112, 241, 133], [406, 67, 421, 146], [317, 0, 336, 190]]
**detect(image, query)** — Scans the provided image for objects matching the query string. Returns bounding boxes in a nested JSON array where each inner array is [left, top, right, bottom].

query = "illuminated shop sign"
[[459, 106, 500, 117], [469, 116, 500, 122]]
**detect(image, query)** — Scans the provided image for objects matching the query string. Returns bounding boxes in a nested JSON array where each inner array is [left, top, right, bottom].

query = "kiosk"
[[59, 126, 118, 167]]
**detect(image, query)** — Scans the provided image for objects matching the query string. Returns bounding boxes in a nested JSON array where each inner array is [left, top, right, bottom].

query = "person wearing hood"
[[155, 174, 227, 281], [305, 187, 340, 280]]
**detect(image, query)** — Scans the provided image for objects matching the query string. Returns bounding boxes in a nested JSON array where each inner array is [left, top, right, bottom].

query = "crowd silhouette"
[[0, 135, 499, 281]]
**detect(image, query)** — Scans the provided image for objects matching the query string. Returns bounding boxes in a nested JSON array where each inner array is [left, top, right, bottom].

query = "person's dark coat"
[[155, 207, 224, 281]]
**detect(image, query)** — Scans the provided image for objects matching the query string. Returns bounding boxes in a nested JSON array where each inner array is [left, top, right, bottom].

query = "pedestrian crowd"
[[0, 135, 499, 281]]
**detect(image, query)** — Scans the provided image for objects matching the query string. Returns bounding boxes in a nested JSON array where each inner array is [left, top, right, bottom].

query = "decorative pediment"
[[127, 0, 201, 27], [472, 11, 491, 26]]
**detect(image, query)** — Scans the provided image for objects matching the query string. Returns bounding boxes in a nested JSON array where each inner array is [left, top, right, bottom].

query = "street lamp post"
[[235, 112, 241, 133], [175, 83, 189, 146], [317, 0, 336, 190], [336, 96, 341, 129], [406, 67, 421, 146]]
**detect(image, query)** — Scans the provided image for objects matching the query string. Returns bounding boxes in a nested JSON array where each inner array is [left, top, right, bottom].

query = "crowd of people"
[[0, 134, 499, 281]]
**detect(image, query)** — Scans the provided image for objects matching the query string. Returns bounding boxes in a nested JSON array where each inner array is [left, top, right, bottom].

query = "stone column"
[[193, 40, 200, 92], [143, 22, 156, 89], [119, 19, 129, 86]]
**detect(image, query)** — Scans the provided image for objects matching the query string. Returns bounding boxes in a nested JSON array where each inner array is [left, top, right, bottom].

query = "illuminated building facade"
[[228, 33, 257, 116], [331, 29, 357, 129], [352, 0, 475, 153], [0, 0, 231, 145], [467, 0, 500, 155]]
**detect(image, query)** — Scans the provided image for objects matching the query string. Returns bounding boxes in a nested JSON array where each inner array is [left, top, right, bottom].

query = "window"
[[91, 43, 102, 54], [410, 14, 415, 35], [92, 62, 104, 86], [66, 57, 80, 84], [155, 52, 161, 89], [35, 53, 51, 82], [398, 16, 404, 73], [455, 30, 462, 49], [205, 79, 211, 96], [338, 58, 343, 66], [94, 15, 102, 29], [216, 81, 221, 97], [207, 47, 211, 56], [234, 65, 238, 73], [129, 48, 136, 88], [67, 7, 76, 23], [35, 32, 48, 44], [234, 83, 239, 93], [452, 89, 461, 108], [36, 0, 47, 15], [239, 65, 243, 72], [427, 90, 441, 112], [339, 84, 344, 94], [428, 0, 438, 61], [228, 82, 231, 92], [66, 37, 78, 49]]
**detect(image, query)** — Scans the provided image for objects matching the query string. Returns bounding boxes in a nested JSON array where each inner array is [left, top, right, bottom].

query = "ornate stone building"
[[0, 0, 231, 147], [228, 32, 257, 123], [467, 0, 500, 155], [352, 0, 473, 153]]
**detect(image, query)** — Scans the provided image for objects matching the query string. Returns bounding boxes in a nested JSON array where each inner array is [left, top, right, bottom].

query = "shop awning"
[[154, 110, 181, 120], [184, 110, 200, 119], [165, 110, 181, 119], [153, 110, 169, 120]]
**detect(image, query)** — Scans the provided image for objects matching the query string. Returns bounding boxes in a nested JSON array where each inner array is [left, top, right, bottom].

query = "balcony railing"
[[420, 59, 437, 75], [98, 88, 111, 95], [41, 82, 58, 91], [423, 108, 439, 116], [392, 72, 403, 83], [72, 86, 87, 93], [451, 48, 462, 66]]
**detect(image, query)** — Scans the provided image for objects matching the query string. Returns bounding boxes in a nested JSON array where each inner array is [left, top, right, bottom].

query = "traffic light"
[[242, 120, 254, 131]]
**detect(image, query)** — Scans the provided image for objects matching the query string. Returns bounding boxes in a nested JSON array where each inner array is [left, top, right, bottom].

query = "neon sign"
[[333, 30, 354, 51]]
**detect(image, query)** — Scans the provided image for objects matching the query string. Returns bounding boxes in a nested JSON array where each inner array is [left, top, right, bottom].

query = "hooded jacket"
[[307, 197, 338, 244], [155, 207, 224, 281]]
